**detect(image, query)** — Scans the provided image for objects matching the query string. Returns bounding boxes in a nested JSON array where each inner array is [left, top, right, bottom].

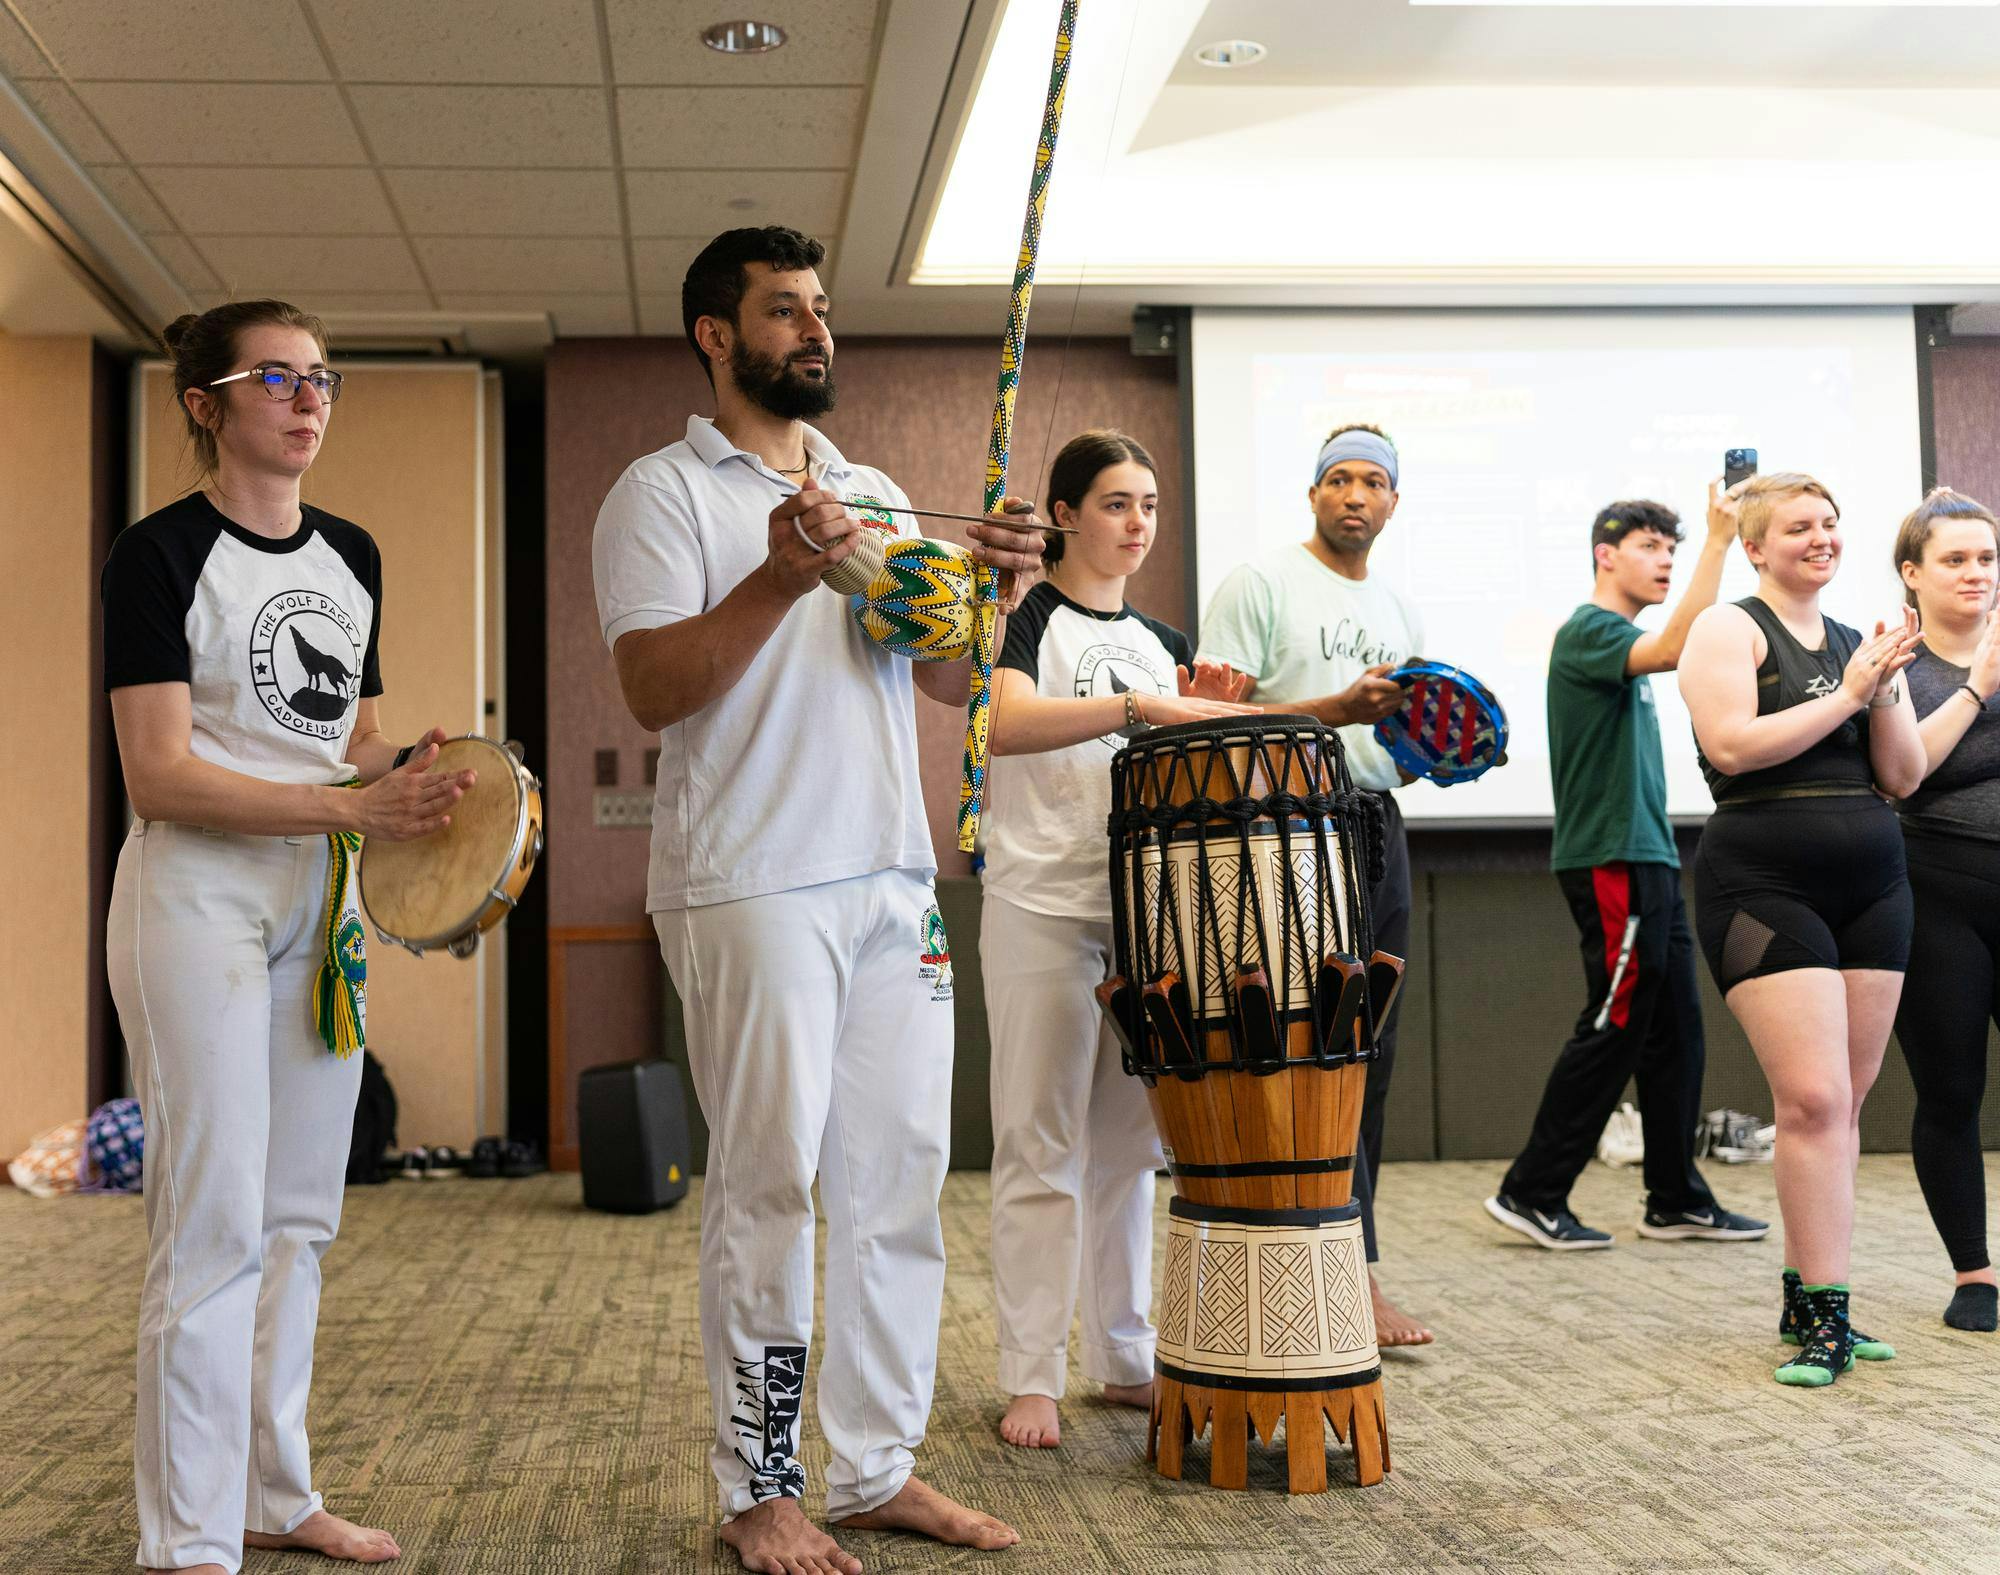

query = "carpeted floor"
[[5, 1156, 2000, 1574]]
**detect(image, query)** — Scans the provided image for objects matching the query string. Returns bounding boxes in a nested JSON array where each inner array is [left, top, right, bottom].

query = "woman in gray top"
[[1893, 488, 2000, 1331]]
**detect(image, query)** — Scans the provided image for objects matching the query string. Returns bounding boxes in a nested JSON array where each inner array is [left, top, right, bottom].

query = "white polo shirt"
[[592, 415, 934, 911]]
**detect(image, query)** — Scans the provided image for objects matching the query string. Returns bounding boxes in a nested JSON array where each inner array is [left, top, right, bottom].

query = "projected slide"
[[1190, 308, 1924, 822]]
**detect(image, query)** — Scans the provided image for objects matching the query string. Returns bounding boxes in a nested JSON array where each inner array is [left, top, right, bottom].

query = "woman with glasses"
[[1679, 472, 1925, 1388], [103, 299, 474, 1573]]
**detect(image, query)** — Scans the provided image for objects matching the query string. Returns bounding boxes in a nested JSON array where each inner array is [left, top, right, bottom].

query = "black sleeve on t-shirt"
[[100, 501, 222, 691], [315, 510, 385, 697], [1129, 606, 1193, 673], [998, 581, 1060, 682]]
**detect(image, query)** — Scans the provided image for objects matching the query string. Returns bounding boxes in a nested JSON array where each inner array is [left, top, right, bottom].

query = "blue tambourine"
[[1372, 660, 1509, 786]]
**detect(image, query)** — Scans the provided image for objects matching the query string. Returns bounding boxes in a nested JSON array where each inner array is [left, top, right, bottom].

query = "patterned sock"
[[1776, 1283, 1855, 1387], [1782, 1268, 1895, 1360], [1945, 1282, 1999, 1332]]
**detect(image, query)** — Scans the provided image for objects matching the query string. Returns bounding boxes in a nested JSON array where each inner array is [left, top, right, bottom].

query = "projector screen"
[[1189, 307, 1925, 822]]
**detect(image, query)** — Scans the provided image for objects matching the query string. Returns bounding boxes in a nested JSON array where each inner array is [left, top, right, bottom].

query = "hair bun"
[[160, 313, 199, 354]]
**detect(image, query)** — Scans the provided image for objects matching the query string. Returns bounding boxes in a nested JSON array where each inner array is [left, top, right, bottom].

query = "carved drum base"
[[1146, 1197, 1390, 1491]]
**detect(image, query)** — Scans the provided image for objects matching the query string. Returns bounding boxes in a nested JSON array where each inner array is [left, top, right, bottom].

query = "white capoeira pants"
[[981, 894, 1163, 1400], [655, 867, 955, 1521], [107, 820, 362, 1574]]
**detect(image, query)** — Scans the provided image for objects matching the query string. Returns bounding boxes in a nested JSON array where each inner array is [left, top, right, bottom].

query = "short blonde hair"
[[1736, 471, 1838, 547], [1893, 487, 2000, 608]]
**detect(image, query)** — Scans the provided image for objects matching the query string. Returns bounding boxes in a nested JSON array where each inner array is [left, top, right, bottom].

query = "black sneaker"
[[1636, 1203, 1769, 1241], [1484, 1193, 1613, 1250]]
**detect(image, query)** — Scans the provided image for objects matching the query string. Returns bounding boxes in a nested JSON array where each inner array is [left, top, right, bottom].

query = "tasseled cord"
[[312, 826, 367, 1057]]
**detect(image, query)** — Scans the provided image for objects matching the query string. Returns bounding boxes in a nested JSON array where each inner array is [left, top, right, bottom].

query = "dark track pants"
[[1500, 861, 1716, 1216], [1354, 793, 1411, 1263]]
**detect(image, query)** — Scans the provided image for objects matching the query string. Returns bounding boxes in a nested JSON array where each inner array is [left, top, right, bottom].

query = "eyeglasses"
[[209, 365, 343, 403]]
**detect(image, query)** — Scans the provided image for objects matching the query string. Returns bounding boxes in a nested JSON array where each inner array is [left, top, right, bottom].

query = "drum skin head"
[[360, 737, 525, 947]]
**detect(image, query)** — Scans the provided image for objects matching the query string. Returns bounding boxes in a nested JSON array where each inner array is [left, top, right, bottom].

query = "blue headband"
[[1313, 431, 1398, 491]]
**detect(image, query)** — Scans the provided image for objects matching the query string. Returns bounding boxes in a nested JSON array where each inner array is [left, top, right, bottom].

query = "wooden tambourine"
[[360, 735, 543, 959]]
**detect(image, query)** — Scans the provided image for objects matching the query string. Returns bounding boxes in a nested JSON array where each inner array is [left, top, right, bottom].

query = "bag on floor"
[[7, 1118, 88, 1198], [346, 1050, 399, 1185], [1596, 1101, 1644, 1168], [82, 1097, 145, 1192]]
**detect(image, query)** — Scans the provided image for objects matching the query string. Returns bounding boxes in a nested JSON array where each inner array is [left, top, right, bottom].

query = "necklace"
[[774, 449, 810, 476]]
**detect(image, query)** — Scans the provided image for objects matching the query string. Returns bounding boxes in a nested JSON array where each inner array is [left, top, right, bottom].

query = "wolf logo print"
[[251, 589, 363, 734]]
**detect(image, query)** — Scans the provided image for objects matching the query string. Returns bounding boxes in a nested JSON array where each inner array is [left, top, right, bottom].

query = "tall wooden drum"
[[1102, 716, 1404, 1492]]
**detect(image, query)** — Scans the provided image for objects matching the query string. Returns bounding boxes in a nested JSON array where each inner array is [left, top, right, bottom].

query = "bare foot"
[[1100, 1379, 1152, 1410], [1371, 1272, 1434, 1347], [244, 1509, 401, 1562], [835, 1475, 1019, 1552], [999, 1393, 1060, 1448], [719, 1498, 862, 1575]]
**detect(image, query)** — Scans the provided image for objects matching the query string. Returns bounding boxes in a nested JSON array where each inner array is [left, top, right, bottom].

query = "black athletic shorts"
[[1692, 796, 1911, 992]]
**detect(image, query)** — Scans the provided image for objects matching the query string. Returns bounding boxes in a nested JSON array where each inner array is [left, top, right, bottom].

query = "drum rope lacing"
[[1107, 726, 1387, 1077]]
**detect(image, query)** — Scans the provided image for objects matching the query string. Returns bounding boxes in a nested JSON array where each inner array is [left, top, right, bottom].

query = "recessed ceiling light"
[[701, 19, 788, 53], [1194, 39, 1267, 68]]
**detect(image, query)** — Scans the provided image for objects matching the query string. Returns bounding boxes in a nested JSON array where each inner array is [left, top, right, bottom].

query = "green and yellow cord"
[[313, 813, 367, 1057]]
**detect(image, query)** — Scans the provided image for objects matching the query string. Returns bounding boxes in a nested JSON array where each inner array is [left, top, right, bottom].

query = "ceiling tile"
[[625, 172, 845, 239], [189, 234, 425, 294], [629, 237, 706, 295], [0, 9, 51, 76], [15, 78, 118, 161], [306, 293, 439, 312], [143, 166, 398, 235], [87, 166, 175, 233], [14, 0, 325, 79], [439, 293, 635, 336], [312, 0, 602, 84], [636, 293, 683, 336], [415, 235, 627, 292], [619, 86, 860, 169], [73, 82, 365, 164], [385, 169, 620, 236], [606, 0, 878, 86], [348, 85, 609, 167], [146, 234, 221, 291]]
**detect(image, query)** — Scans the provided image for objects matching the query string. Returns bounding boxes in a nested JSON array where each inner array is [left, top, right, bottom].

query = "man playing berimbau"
[[593, 226, 1044, 1575]]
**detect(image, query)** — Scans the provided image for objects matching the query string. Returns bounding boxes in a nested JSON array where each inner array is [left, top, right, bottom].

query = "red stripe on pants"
[[1591, 864, 1637, 1030]]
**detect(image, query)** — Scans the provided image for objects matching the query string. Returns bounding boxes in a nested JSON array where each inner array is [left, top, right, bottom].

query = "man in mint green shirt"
[[1485, 488, 1766, 1249], [1199, 422, 1429, 1346]]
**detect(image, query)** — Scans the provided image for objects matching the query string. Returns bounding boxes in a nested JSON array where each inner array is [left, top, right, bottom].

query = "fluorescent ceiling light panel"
[[913, 0, 2000, 290]]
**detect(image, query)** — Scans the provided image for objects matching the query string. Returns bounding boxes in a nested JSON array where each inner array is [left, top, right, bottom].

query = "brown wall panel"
[[1933, 337, 2000, 508], [0, 336, 100, 1157]]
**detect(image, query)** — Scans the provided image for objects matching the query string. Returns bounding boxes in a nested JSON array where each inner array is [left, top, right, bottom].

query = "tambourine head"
[[1372, 661, 1509, 786], [359, 735, 543, 956], [851, 537, 977, 662]]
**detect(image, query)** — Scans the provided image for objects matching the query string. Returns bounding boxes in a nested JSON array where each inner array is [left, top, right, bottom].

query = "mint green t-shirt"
[[1547, 603, 1677, 871], [1197, 544, 1423, 792]]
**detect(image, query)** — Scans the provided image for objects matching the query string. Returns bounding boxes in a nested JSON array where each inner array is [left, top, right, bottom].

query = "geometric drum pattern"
[[1155, 1206, 1380, 1387]]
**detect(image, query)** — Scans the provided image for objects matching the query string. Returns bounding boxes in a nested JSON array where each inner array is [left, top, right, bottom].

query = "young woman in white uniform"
[[103, 300, 474, 1573], [981, 430, 1254, 1448]]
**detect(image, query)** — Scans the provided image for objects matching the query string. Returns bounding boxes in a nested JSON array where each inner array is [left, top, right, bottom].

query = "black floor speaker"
[[578, 1058, 692, 1213]]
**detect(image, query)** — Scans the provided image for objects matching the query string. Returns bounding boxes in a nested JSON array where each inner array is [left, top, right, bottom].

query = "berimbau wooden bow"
[[958, 0, 1080, 853]]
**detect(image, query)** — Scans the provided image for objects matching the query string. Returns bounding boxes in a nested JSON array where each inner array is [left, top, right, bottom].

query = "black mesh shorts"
[[1693, 797, 1912, 993]]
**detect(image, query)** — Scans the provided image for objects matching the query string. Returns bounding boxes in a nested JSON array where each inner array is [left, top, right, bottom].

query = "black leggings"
[[1897, 829, 2000, 1274]]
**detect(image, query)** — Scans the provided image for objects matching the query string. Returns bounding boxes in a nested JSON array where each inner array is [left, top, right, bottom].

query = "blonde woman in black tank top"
[[1679, 472, 1924, 1388]]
